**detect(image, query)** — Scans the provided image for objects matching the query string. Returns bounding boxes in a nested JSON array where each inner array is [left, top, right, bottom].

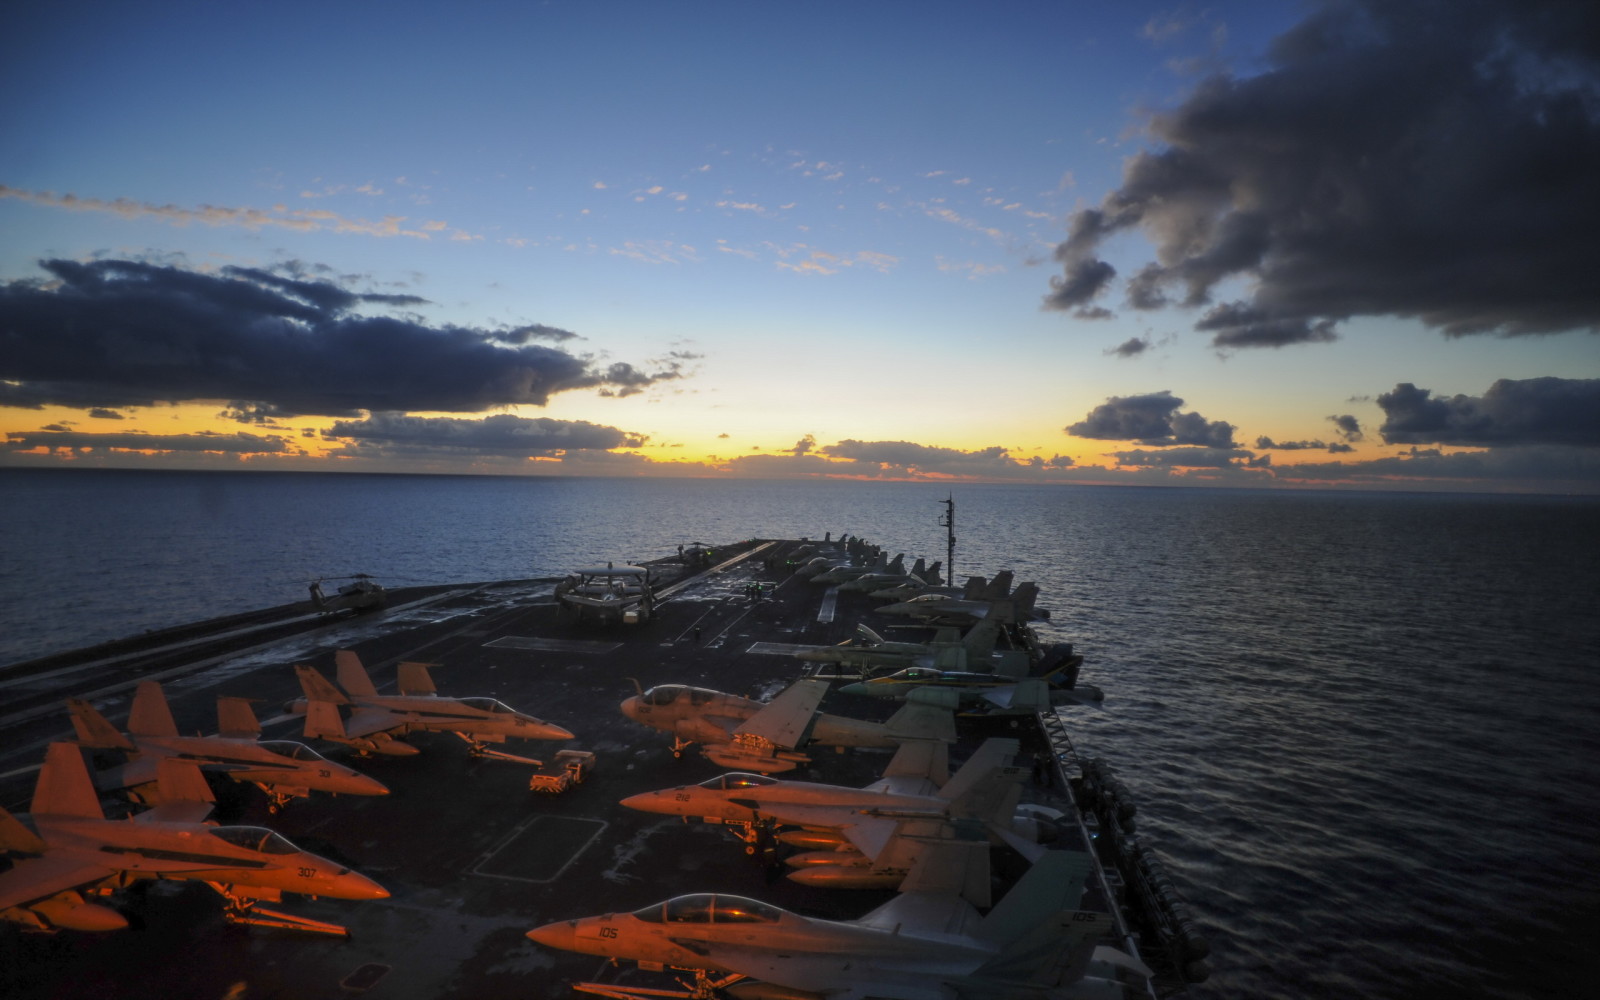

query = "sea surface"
[[2, 468, 1597, 998]]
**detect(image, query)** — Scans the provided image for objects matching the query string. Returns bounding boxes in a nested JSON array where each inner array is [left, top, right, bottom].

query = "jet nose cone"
[[838, 682, 869, 696], [619, 696, 642, 720], [527, 919, 577, 952], [618, 791, 663, 813], [526, 719, 575, 741], [337, 870, 390, 900], [354, 774, 392, 796]]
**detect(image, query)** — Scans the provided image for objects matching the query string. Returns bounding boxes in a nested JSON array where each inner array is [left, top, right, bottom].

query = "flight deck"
[[0, 539, 1188, 999]]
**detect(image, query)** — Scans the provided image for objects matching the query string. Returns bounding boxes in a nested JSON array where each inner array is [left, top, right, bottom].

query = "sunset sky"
[[3, 0, 1596, 492]]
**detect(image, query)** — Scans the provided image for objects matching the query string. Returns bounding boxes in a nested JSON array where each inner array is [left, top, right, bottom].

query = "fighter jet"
[[68, 681, 389, 812], [620, 677, 954, 773], [0, 743, 388, 935], [834, 557, 942, 593], [792, 618, 1031, 678], [839, 661, 1104, 715], [620, 738, 1046, 897], [876, 580, 1050, 625], [526, 848, 1148, 1000], [290, 649, 574, 761], [867, 569, 1013, 604], [808, 552, 903, 587]]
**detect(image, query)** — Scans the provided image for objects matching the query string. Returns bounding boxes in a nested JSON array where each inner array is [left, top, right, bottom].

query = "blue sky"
[[3, 0, 1597, 492]]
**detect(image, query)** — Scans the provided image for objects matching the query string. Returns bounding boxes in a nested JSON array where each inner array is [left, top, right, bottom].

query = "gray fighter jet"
[[876, 580, 1050, 625], [619, 677, 954, 773], [290, 649, 574, 760], [68, 681, 388, 812], [839, 662, 1104, 714], [526, 847, 1148, 999], [0, 743, 387, 935]]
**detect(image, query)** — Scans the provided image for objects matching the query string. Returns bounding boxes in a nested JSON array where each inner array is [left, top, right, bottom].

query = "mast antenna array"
[[937, 494, 955, 586]]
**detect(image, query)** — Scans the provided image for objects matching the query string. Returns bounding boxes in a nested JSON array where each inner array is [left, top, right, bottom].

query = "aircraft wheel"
[[745, 845, 756, 855]]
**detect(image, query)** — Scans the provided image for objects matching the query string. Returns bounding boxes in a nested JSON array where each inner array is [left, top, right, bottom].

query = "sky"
[[2, 0, 1597, 493]]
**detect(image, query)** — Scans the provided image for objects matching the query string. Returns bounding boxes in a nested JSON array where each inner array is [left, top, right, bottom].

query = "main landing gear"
[[207, 882, 350, 937], [573, 967, 748, 999]]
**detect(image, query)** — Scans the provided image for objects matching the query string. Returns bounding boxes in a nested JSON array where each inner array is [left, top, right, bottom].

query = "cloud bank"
[[0, 259, 688, 415], [1046, 0, 1600, 347]]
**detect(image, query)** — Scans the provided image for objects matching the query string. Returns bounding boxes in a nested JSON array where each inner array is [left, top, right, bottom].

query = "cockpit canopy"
[[632, 894, 783, 925], [259, 740, 329, 762], [884, 667, 942, 682], [697, 772, 779, 792], [209, 826, 298, 855], [459, 697, 515, 714], [641, 685, 719, 707]]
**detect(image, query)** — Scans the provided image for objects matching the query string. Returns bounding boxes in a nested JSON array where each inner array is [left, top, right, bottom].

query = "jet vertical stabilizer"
[[396, 661, 438, 696], [129, 681, 181, 738], [334, 649, 380, 698], [216, 697, 262, 739], [295, 664, 350, 705], [67, 699, 135, 751], [31, 743, 103, 819], [975, 849, 1091, 947], [881, 702, 956, 743]]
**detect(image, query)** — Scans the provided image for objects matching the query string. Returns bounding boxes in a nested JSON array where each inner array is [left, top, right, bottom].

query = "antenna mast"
[[937, 494, 955, 586]]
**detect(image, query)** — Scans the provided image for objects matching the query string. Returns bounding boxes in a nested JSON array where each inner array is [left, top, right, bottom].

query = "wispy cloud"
[[0, 185, 460, 240]]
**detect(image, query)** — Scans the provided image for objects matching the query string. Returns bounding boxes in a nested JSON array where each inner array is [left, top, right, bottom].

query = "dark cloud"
[[4, 429, 291, 455], [0, 259, 689, 415], [1046, 0, 1600, 347], [1328, 414, 1363, 442], [1378, 377, 1600, 447], [1107, 337, 1150, 358], [1066, 390, 1236, 447], [1255, 435, 1356, 454], [492, 324, 582, 344], [87, 408, 123, 420], [323, 413, 646, 457], [819, 440, 1074, 478], [720, 440, 1074, 480]]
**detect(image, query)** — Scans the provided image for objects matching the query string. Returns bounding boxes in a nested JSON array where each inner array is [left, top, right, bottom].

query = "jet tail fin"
[[67, 699, 136, 751], [982, 570, 1014, 601], [0, 803, 47, 853], [397, 661, 438, 696], [216, 697, 262, 739], [304, 699, 349, 740], [129, 681, 180, 738], [962, 617, 1002, 657], [335, 649, 379, 698], [296, 664, 350, 705], [32, 743, 104, 819], [883, 703, 956, 743], [155, 757, 215, 804], [976, 850, 1092, 947], [881, 738, 949, 786], [334, 646, 377, 694], [974, 908, 1118, 987], [938, 739, 1023, 823], [1013, 582, 1041, 619]]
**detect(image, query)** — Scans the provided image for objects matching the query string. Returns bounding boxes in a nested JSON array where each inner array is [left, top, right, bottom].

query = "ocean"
[[2, 468, 1597, 998]]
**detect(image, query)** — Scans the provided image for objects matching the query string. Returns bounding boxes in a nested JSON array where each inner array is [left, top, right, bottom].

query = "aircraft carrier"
[[0, 538, 1208, 1000]]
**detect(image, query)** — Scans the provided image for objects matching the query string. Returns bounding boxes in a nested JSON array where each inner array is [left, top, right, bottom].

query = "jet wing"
[[733, 679, 827, 749], [0, 855, 117, 911], [701, 944, 948, 1000]]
